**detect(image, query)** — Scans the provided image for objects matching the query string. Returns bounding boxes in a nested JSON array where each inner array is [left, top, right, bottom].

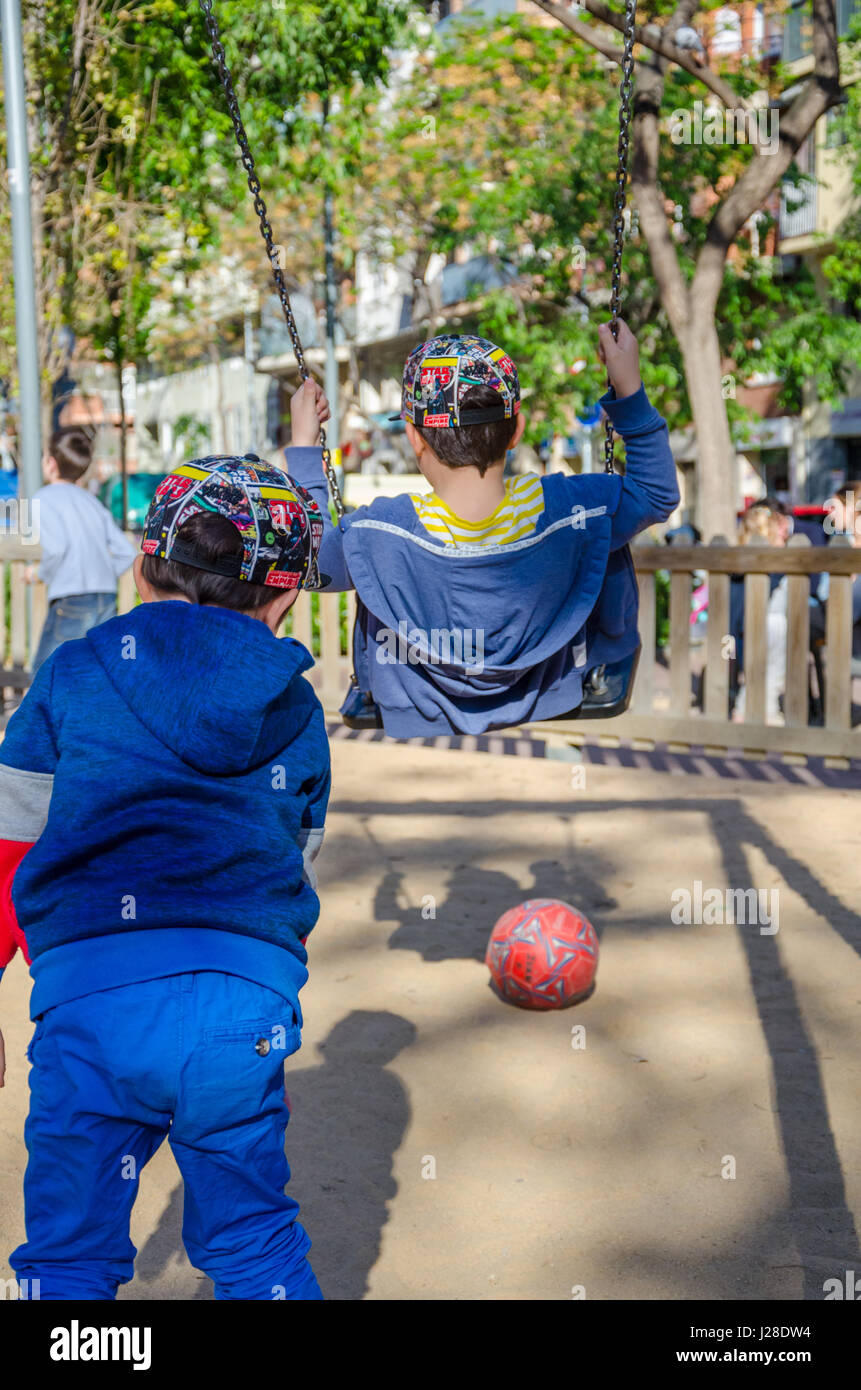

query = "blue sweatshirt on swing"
[[285, 383, 680, 737]]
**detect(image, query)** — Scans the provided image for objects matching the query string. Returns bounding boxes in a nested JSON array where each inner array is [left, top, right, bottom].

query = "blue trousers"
[[10, 971, 322, 1300], [33, 591, 117, 673]]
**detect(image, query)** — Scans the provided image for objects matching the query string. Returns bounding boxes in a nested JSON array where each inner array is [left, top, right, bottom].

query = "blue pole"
[[1, 0, 42, 499]]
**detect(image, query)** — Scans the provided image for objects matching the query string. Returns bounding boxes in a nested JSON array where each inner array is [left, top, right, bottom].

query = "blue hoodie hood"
[[87, 601, 315, 776]]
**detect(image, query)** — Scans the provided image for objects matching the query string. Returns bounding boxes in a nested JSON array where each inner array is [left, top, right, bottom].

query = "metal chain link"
[[197, 0, 345, 517], [603, 0, 638, 473]]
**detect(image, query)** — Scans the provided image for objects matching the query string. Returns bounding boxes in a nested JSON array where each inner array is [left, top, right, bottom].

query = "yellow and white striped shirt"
[[410, 474, 545, 548]]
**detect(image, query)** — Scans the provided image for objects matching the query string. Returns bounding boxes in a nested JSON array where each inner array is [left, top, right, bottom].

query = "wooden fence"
[[529, 535, 861, 768], [5, 533, 860, 768]]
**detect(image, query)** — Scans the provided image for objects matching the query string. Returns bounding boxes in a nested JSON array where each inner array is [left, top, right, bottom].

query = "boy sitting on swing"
[[287, 319, 679, 736]]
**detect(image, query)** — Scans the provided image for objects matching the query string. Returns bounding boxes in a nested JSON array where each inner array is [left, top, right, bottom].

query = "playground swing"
[[199, 0, 640, 729]]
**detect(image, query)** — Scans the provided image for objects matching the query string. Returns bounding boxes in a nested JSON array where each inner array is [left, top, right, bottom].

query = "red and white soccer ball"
[[485, 898, 599, 1010]]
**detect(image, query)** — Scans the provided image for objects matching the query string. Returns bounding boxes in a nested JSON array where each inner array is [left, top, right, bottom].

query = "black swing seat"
[[570, 644, 640, 721], [340, 678, 385, 730], [339, 645, 640, 732]]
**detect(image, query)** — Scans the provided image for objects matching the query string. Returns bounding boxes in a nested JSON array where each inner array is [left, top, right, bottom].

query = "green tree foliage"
[[820, 14, 861, 325], [366, 11, 860, 450], [0, 0, 409, 394]]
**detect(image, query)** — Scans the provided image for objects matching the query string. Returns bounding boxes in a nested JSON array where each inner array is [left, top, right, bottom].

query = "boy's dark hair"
[[49, 427, 94, 482], [415, 384, 518, 477], [830, 482, 861, 506], [139, 511, 273, 611]]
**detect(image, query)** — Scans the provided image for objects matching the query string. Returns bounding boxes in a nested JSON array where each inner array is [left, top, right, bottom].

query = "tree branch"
[[693, 0, 844, 309], [629, 12, 693, 335], [531, 0, 752, 110]]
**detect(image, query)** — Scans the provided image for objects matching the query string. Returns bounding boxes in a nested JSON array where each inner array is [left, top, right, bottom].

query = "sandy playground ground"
[[1, 736, 860, 1300]]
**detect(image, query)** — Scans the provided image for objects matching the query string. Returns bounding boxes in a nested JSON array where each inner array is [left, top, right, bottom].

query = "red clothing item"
[[0, 840, 33, 971]]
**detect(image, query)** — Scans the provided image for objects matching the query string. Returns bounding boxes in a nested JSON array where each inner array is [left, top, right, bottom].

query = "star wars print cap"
[[390, 334, 521, 428], [141, 454, 326, 591]]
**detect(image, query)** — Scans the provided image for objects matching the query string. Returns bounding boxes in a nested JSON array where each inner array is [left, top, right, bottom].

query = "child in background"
[[731, 500, 789, 725], [30, 427, 137, 671], [0, 385, 332, 1299]]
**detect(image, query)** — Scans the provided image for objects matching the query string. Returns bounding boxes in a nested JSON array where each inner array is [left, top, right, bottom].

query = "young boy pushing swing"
[[287, 319, 679, 735], [0, 391, 332, 1299]]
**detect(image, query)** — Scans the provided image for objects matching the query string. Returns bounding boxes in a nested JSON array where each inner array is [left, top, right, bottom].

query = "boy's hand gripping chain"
[[198, 0, 346, 520], [603, 0, 637, 474]]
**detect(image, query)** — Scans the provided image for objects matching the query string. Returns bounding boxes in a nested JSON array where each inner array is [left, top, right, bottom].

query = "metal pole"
[[322, 184, 340, 458], [1, 0, 42, 498], [320, 92, 339, 458]]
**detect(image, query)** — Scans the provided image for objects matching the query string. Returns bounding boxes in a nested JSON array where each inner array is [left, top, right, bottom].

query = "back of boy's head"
[[394, 334, 521, 478], [50, 427, 93, 483], [140, 511, 273, 612], [416, 384, 518, 477], [139, 453, 325, 610]]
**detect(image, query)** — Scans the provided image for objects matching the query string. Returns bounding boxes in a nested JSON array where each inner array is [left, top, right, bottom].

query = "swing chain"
[[602, 0, 638, 475], [197, 0, 346, 519]]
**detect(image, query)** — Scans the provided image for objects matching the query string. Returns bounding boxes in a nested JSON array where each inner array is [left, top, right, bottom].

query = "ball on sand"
[[486, 898, 599, 1010]]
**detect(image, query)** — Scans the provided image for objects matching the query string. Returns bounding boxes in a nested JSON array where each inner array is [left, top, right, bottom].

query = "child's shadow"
[[380, 857, 616, 962], [275, 1009, 416, 1300], [134, 1009, 415, 1301]]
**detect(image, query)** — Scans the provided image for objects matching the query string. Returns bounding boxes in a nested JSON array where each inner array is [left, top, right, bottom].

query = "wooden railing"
[[6, 534, 860, 767], [0, 537, 47, 681], [529, 535, 861, 767]]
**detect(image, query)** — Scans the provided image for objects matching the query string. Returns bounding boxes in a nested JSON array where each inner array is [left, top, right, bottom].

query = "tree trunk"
[[679, 315, 737, 541], [631, 37, 738, 543], [591, 0, 841, 543]]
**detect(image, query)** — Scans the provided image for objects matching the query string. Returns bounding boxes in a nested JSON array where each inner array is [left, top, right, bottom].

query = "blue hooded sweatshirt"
[[286, 383, 680, 736], [0, 600, 330, 1022]]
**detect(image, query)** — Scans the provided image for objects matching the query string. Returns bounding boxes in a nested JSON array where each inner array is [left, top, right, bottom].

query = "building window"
[[824, 100, 849, 149], [711, 7, 742, 55], [783, 0, 814, 64]]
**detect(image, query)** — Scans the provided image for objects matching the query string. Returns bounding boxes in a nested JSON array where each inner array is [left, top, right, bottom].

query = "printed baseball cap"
[[390, 334, 520, 428], [141, 454, 326, 591]]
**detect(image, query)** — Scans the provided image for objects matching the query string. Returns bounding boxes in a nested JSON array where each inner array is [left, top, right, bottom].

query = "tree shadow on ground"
[[341, 791, 861, 1300], [377, 840, 616, 962]]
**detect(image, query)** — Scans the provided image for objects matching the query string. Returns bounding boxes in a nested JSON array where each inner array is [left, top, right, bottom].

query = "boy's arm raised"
[[593, 319, 680, 549], [284, 445, 354, 592], [600, 383, 681, 550], [284, 380, 354, 592]]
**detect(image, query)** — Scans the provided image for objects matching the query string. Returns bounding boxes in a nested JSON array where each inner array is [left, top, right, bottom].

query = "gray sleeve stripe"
[[297, 826, 325, 892], [0, 762, 53, 841]]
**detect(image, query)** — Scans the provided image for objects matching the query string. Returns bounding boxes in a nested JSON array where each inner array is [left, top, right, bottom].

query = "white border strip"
[[347, 507, 608, 559]]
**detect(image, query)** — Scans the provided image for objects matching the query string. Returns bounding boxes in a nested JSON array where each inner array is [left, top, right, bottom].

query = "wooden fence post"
[[318, 592, 342, 710], [633, 569, 655, 715], [292, 593, 313, 653], [669, 570, 691, 716], [704, 536, 730, 722], [742, 572, 770, 725], [824, 536, 853, 736], [30, 579, 47, 667], [784, 534, 811, 728]]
